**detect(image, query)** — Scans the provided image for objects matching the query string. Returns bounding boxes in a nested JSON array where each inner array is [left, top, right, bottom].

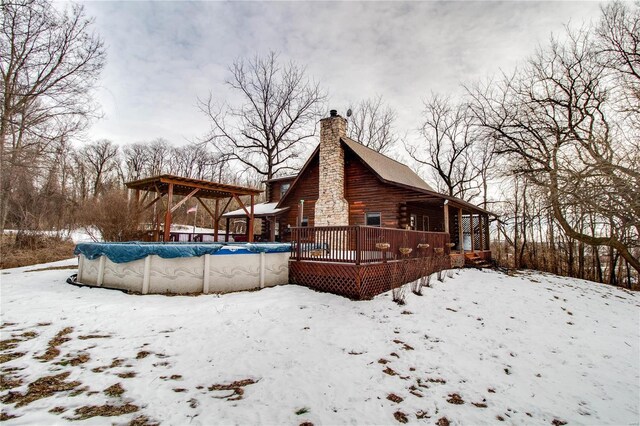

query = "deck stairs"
[[464, 253, 492, 269]]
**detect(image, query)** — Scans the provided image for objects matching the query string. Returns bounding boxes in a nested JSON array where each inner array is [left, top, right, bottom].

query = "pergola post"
[[214, 199, 219, 242], [225, 217, 230, 242], [163, 183, 174, 242], [458, 208, 464, 254]]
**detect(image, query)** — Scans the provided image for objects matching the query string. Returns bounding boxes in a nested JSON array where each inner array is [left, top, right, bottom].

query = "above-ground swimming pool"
[[73, 242, 291, 295]]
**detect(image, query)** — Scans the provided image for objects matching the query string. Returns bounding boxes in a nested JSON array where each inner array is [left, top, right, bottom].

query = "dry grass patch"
[[129, 415, 160, 426], [36, 327, 73, 362], [0, 233, 75, 269], [387, 393, 403, 403], [18, 331, 38, 340], [116, 371, 137, 379], [78, 334, 111, 340], [0, 411, 19, 421], [0, 373, 23, 391], [49, 406, 68, 414], [1, 372, 81, 407], [0, 338, 20, 351], [0, 352, 25, 364], [393, 411, 408, 423], [208, 378, 258, 401], [68, 403, 139, 421], [104, 383, 125, 397], [160, 374, 182, 381], [92, 357, 123, 373], [57, 352, 90, 367], [447, 393, 465, 405], [436, 417, 451, 426], [135, 351, 151, 359]]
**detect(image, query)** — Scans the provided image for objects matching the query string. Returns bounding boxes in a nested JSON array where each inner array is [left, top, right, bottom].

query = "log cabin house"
[[223, 110, 492, 299]]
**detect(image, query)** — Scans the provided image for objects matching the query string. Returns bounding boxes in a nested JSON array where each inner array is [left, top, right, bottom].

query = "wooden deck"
[[289, 226, 456, 300]]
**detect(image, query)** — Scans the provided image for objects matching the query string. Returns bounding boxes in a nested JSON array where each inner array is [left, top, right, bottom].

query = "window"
[[301, 217, 309, 227], [423, 216, 429, 231], [365, 212, 381, 227], [410, 214, 417, 230], [280, 183, 290, 198]]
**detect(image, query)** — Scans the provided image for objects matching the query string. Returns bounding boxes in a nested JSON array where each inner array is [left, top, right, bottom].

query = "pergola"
[[126, 174, 262, 242]]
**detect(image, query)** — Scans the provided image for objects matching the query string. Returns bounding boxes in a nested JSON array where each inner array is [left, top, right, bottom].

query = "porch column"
[[470, 214, 475, 253], [458, 208, 464, 254], [269, 217, 276, 241], [163, 183, 174, 242], [484, 214, 490, 250], [443, 202, 449, 234], [478, 213, 484, 251]]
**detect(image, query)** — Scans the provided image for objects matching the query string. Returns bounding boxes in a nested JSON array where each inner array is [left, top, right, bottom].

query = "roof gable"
[[341, 137, 434, 192], [276, 138, 492, 215]]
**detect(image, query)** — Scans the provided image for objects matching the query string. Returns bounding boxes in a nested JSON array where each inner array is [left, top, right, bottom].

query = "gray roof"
[[341, 137, 435, 192]]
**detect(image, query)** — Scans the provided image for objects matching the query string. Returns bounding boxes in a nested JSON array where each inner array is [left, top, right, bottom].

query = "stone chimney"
[[315, 110, 349, 226]]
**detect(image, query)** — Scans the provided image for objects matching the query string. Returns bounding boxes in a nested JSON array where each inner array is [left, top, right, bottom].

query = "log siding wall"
[[276, 147, 448, 241]]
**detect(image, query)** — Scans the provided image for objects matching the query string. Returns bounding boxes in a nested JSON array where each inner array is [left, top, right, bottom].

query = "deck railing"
[[290, 226, 450, 264]]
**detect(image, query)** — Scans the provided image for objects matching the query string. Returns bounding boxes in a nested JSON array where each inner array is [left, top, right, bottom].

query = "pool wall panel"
[[77, 250, 290, 295]]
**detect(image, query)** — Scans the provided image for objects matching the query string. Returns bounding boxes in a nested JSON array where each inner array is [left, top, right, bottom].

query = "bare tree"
[[81, 140, 119, 197], [469, 23, 640, 274], [596, 2, 640, 116], [0, 0, 106, 232], [347, 95, 399, 154], [199, 51, 326, 180], [406, 94, 486, 202]]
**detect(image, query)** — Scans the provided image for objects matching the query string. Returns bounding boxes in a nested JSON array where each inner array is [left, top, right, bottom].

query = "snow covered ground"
[[1, 259, 639, 425]]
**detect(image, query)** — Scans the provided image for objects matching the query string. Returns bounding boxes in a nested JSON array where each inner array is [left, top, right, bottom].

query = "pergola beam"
[[142, 195, 163, 212], [170, 188, 200, 213]]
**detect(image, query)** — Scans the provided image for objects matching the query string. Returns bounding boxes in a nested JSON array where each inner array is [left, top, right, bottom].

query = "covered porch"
[[401, 196, 492, 267]]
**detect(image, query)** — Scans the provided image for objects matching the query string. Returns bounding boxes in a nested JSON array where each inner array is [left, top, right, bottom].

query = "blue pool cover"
[[74, 242, 292, 264]]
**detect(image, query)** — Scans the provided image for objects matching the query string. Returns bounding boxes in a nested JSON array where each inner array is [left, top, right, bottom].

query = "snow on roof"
[[222, 202, 289, 218]]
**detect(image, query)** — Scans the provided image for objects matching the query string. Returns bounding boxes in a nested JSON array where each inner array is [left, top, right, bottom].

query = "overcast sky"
[[80, 1, 604, 148]]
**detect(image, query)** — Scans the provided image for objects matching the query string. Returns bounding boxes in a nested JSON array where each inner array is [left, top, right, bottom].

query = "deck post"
[[470, 214, 475, 253], [444, 202, 449, 233], [163, 183, 174, 242], [458, 208, 464, 254], [225, 217, 230, 242], [484, 214, 490, 251], [355, 226, 361, 265], [478, 213, 484, 253]]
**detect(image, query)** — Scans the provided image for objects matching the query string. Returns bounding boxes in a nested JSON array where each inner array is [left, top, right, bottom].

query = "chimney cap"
[[329, 109, 338, 117]]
